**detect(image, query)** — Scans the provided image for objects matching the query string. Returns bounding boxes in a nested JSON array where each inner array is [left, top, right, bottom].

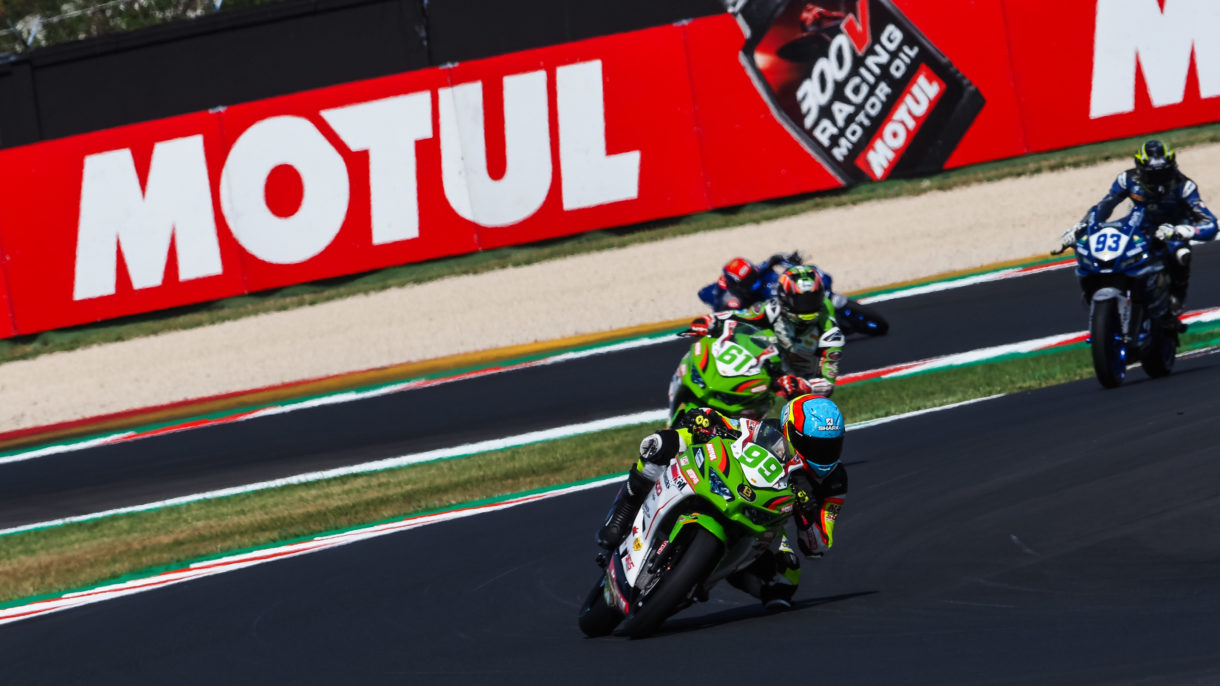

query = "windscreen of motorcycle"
[[729, 435, 789, 489]]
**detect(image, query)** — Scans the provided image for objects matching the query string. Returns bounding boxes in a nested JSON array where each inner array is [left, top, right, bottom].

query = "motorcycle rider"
[[595, 397, 848, 609], [690, 265, 844, 399], [698, 252, 804, 311], [1060, 139, 1217, 314]]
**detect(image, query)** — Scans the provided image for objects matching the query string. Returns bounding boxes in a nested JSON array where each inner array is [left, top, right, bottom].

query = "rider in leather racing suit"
[[691, 265, 844, 399], [596, 399, 848, 609], [1060, 139, 1217, 314]]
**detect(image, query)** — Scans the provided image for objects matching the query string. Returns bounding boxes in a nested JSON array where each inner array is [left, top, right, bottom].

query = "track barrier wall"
[[0, 0, 1217, 336]]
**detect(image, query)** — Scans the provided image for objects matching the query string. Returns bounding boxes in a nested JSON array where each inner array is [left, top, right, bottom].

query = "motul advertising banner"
[[0, 27, 708, 334], [682, 1, 1026, 208], [0, 0, 1219, 337], [723, 0, 983, 183]]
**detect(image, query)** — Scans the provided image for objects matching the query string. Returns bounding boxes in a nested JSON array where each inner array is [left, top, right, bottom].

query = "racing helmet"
[[722, 257, 765, 303], [780, 395, 844, 478], [1134, 139, 1178, 193], [776, 265, 826, 326]]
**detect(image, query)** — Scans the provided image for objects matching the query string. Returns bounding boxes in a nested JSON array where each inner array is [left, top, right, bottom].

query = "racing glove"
[[1155, 223, 1195, 241], [807, 377, 834, 397], [791, 484, 830, 558], [1060, 224, 1083, 249], [686, 314, 714, 337], [775, 375, 813, 399]]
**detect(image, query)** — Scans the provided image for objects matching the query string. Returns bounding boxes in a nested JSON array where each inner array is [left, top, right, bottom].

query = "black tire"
[[578, 575, 623, 637], [1090, 299, 1126, 389], [840, 300, 889, 336], [614, 527, 723, 639], [1140, 324, 1177, 378]]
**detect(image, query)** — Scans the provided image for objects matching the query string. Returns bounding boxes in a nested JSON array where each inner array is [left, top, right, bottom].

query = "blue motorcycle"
[[1055, 209, 1179, 388]]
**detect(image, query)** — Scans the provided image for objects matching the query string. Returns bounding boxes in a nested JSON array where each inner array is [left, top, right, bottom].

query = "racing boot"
[[595, 469, 653, 549]]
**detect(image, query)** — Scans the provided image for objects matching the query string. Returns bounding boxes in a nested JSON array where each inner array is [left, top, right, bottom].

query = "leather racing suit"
[[1075, 168, 1217, 305]]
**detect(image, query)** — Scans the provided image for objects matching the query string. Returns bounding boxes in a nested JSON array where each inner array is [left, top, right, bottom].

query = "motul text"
[[72, 60, 641, 301]]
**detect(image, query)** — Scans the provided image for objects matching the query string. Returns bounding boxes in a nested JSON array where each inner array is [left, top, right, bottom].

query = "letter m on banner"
[[1090, 0, 1220, 118], [74, 136, 224, 300]]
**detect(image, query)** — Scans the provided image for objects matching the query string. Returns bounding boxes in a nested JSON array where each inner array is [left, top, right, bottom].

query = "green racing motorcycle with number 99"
[[578, 422, 797, 638]]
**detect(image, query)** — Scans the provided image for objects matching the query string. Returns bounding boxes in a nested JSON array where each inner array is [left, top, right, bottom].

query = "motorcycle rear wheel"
[[839, 299, 889, 336], [614, 527, 722, 639], [1090, 299, 1126, 389], [1140, 323, 1177, 379], [578, 575, 623, 637]]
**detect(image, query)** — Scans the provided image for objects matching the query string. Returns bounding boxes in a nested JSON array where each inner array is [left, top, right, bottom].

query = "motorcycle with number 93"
[[1053, 209, 1179, 388]]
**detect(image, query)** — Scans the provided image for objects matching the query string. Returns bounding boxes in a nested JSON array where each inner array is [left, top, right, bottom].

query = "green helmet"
[[776, 265, 826, 326]]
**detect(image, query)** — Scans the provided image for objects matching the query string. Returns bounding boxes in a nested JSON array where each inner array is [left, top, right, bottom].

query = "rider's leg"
[[1168, 245, 1192, 315], [726, 535, 802, 610], [596, 430, 679, 549]]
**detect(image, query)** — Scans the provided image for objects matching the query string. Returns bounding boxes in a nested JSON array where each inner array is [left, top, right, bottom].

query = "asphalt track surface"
[[4, 352, 1219, 684], [3, 244, 1220, 528]]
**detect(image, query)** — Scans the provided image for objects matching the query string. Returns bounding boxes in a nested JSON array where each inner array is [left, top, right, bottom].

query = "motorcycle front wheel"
[[614, 527, 722, 639], [1090, 299, 1127, 389], [578, 575, 623, 637]]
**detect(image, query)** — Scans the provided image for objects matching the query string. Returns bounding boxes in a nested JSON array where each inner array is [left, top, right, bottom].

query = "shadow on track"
[[647, 590, 878, 639]]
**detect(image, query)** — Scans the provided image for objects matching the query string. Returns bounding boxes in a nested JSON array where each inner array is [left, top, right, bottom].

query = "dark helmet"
[[722, 257, 765, 303], [1134, 139, 1178, 193], [776, 265, 826, 327], [780, 395, 844, 478]]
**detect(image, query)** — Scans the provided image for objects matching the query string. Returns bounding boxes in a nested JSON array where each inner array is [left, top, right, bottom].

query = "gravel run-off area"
[[4, 143, 1220, 432]]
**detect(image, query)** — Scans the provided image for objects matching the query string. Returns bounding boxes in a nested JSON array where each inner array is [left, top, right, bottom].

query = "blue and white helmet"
[[780, 395, 845, 478]]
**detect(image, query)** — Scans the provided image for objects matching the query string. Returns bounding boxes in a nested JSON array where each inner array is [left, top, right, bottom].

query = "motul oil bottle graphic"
[[724, 0, 983, 183]]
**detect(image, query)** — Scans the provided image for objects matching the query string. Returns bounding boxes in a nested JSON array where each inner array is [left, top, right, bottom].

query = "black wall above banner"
[[0, 0, 724, 149], [425, 0, 723, 64]]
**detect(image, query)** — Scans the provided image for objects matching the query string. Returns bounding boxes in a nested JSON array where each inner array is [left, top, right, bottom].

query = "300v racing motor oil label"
[[724, 0, 983, 183]]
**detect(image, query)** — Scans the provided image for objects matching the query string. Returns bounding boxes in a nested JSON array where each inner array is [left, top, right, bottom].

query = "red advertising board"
[[216, 64, 474, 294], [683, 13, 845, 208], [0, 24, 712, 334], [1004, 0, 1220, 152], [442, 24, 710, 251], [894, 0, 1028, 169], [0, 261, 15, 338], [1, 0, 1219, 337], [0, 111, 249, 335]]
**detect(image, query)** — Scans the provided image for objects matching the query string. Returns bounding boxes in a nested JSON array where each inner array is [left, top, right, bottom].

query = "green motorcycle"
[[578, 423, 796, 638], [666, 321, 784, 425]]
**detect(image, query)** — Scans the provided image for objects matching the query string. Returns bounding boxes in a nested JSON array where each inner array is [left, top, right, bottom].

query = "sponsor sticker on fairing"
[[682, 466, 702, 487]]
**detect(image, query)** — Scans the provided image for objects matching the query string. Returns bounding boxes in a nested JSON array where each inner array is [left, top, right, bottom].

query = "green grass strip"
[[4, 121, 1220, 365], [3, 326, 1218, 607]]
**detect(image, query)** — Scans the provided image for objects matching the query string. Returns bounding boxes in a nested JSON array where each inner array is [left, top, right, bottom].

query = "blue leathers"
[[1080, 169, 1216, 241], [1073, 165, 1216, 310], [697, 254, 825, 311]]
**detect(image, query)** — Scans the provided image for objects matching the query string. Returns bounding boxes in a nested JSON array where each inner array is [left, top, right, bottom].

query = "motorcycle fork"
[[1118, 293, 1134, 341]]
